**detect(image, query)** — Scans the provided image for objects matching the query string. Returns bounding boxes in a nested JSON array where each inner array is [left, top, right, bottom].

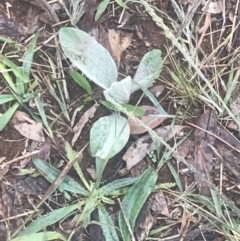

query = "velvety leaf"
[[59, 27, 118, 89], [90, 114, 130, 160], [104, 76, 132, 104], [131, 49, 162, 93]]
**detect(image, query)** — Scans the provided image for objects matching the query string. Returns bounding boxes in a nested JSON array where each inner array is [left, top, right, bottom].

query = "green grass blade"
[[167, 161, 183, 192], [141, 87, 168, 115], [15, 31, 39, 95], [119, 167, 157, 241], [65, 142, 90, 190], [33, 158, 89, 196], [35, 93, 53, 137], [0, 102, 19, 131], [100, 100, 144, 116], [71, 70, 92, 94], [0, 94, 15, 104], [98, 206, 119, 241], [0, 62, 18, 93], [115, 0, 129, 9], [0, 53, 30, 85], [95, 0, 111, 21], [18, 203, 80, 236], [11, 231, 67, 241], [22, 31, 38, 76]]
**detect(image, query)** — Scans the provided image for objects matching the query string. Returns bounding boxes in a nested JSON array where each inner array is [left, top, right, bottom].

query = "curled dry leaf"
[[129, 105, 166, 135], [123, 125, 184, 170], [149, 85, 165, 97], [149, 190, 169, 217], [11, 111, 45, 142], [72, 103, 99, 146], [194, 109, 217, 196], [108, 29, 132, 68]]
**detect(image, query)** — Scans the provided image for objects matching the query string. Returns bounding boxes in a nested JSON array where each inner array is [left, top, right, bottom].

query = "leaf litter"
[[194, 108, 217, 196], [123, 125, 185, 170], [129, 105, 167, 135], [72, 103, 99, 146]]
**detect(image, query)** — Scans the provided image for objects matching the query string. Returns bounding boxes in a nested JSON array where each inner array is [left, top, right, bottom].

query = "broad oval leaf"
[[131, 49, 162, 93], [59, 27, 118, 89], [98, 206, 119, 241], [90, 114, 130, 160], [104, 76, 132, 104], [129, 105, 166, 134], [119, 167, 157, 241]]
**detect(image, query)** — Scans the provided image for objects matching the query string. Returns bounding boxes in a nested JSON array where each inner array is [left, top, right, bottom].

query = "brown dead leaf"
[[108, 29, 132, 68], [149, 190, 169, 217], [123, 125, 184, 170], [72, 103, 99, 146], [36, 137, 51, 160], [149, 85, 165, 98], [129, 105, 166, 135], [0, 157, 8, 181], [11, 111, 45, 142], [194, 109, 217, 196]]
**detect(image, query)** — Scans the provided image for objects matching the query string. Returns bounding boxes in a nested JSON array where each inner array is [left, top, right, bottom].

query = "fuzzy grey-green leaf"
[[132, 49, 162, 93], [59, 27, 118, 89], [90, 114, 130, 160]]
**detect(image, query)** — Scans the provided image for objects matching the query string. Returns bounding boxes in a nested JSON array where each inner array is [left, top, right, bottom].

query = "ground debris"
[[123, 125, 184, 170], [129, 105, 166, 135], [194, 109, 217, 196], [22, 0, 60, 23], [0, 14, 24, 36], [0, 183, 23, 238], [135, 202, 154, 241], [72, 103, 99, 146]]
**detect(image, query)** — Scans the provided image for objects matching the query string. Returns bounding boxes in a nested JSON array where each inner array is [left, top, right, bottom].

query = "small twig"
[[0, 150, 40, 168]]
